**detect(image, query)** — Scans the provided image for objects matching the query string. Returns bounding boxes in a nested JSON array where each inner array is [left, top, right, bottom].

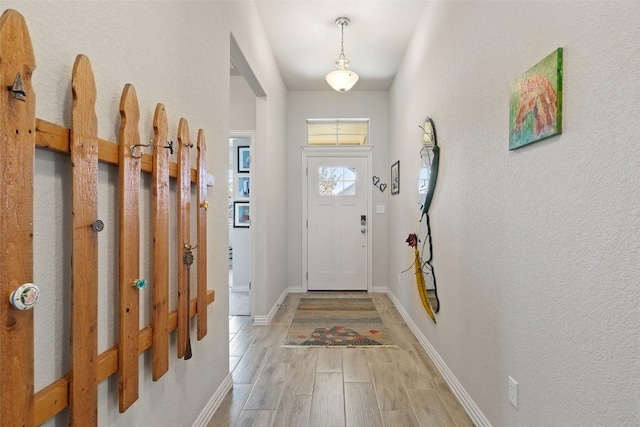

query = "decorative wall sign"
[[372, 176, 387, 192], [509, 48, 563, 150]]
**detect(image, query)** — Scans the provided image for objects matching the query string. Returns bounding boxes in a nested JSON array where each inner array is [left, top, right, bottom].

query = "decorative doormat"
[[283, 298, 395, 347]]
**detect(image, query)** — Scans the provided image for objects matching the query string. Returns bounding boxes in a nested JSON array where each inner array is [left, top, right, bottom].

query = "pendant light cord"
[[339, 21, 346, 59]]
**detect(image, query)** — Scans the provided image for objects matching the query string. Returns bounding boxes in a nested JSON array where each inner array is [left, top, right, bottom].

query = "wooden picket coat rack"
[[0, 10, 214, 426]]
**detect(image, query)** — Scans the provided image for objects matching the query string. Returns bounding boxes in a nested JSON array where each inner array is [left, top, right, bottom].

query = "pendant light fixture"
[[326, 17, 359, 94]]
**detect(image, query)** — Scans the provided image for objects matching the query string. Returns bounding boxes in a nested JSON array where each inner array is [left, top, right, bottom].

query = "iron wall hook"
[[9, 72, 26, 102], [130, 140, 152, 159], [165, 140, 174, 154]]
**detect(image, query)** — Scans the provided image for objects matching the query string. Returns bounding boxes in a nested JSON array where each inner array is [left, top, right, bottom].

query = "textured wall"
[[390, 1, 640, 426], [2, 1, 286, 426]]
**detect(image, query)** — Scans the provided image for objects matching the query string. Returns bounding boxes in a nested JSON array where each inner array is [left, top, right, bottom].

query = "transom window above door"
[[307, 119, 369, 145]]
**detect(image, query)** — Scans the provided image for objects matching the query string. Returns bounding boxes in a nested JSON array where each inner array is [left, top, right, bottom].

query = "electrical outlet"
[[508, 376, 519, 409]]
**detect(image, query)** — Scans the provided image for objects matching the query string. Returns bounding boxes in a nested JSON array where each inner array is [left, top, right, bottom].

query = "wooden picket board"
[[69, 54, 99, 426], [151, 103, 170, 380], [0, 8, 221, 424], [177, 118, 191, 359], [35, 118, 198, 182], [117, 84, 141, 412], [0, 9, 36, 427], [33, 290, 215, 424], [196, 129, 208, 340]]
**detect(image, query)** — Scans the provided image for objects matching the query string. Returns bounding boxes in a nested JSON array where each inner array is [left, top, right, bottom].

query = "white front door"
[[307, 156, 368, 290]]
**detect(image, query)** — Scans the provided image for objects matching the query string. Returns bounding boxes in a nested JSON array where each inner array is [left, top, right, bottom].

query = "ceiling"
[[253, 1, 427, 91]]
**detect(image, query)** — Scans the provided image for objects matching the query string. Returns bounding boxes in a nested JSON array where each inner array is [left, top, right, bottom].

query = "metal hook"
[[9, 72, 26, 102], [130, 141, 152, 159], [91, 219, 104, 233], [165, 141, 174, 154], [183, 243, 197, 266]]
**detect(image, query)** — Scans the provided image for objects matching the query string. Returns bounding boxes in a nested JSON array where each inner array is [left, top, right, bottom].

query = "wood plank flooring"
[[210, 292, 475, 427]]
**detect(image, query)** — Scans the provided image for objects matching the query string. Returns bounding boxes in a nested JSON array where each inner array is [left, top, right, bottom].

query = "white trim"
[[192, 373, 233, 427], [386, 289, 493, 427], [301, 146, 374, 293], [252, 287, 288, 325]]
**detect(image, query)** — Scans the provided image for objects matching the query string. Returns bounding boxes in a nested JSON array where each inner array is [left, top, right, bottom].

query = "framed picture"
[[233, 202, 250, 228], [237, 146, 250, 173], [509, 48, 563, 150], [391, 160, 400, 195], [237, 176, 250, 198]]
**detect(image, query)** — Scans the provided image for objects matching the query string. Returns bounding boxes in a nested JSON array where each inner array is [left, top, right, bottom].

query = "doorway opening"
[[228, 33, 265, 323], [229, 135, 252, 316]]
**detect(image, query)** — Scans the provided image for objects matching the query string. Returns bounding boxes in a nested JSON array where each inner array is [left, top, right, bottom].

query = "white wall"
[[389, 1, 640, 426], [229, 76, 255, 293], [3, 1, 287, 425], [286, 91, 389, 291], [230, 75, 256, 131], [227, 4, 289, 320]]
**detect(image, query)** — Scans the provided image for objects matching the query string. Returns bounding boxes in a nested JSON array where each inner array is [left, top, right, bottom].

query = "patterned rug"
[[283, 298, 395, 347]]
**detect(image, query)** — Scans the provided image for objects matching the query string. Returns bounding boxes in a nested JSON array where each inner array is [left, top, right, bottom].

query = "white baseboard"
[[386, 289, 492, 427], [192, 373, 233, 427], [371, 286, 388, 293], [253, 288, 288, 325]]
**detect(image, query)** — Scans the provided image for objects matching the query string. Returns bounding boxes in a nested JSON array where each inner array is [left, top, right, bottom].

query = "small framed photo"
[[237, 146, 250, 173], [237, 176, 250, 198], [391, 160, 400, 195], [233, 202, 250, 228]]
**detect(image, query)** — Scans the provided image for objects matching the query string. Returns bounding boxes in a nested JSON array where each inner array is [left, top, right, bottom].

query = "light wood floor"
[[209, 292, 475, 427]]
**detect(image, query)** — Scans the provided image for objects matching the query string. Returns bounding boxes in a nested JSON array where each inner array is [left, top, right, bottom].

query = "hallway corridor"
[[209, 292, 474, 426]]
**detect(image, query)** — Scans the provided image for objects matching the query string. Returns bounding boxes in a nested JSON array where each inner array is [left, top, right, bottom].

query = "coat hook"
[[91, 219, 104, 233], [133, 279, 148, 290], [9, 283, 39, 310], [130, 141, 152, 159], [9, 72, 26, 102], [165, 140, 174, 154], [183, 243, 197, 266]]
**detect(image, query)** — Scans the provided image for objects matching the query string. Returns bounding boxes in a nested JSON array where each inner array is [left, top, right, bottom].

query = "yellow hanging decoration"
[[407, 233, 436, 323]]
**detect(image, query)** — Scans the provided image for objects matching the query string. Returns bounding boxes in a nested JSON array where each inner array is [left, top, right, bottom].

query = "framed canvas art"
[[391, 161, 400, 195], [237, 146, 250, 172], [237, 176, 250, 198], [233, 202, 250, 228], [509, 48, 563, 150]]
